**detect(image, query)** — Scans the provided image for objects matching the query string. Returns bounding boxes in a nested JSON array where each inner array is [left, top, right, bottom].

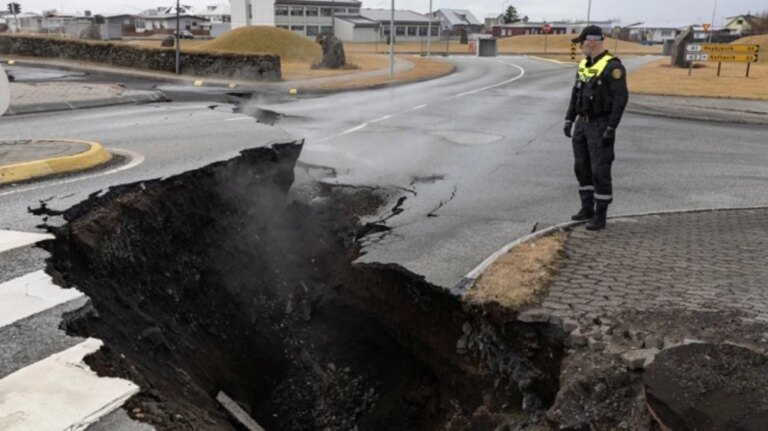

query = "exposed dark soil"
[[39, 142, 565, 430]]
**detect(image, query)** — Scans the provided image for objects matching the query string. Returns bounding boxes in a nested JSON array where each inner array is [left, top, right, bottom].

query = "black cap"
[[571, 25, 604, 43]]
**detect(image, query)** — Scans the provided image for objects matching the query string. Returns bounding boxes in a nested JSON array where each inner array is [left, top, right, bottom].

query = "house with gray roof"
[[429, 8, 483, 36]]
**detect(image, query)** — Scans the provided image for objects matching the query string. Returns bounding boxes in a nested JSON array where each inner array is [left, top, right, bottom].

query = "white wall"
[[230, 0, 250, 28], [252, 0, 276, 25], [232, 0, 275, 28]]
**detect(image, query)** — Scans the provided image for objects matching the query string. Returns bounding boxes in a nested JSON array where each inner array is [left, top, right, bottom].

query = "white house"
[[724, 14, 766, 36], [429, 8, 483, 36], [359, 9, 440, 41], [134, 13, 209, 33]]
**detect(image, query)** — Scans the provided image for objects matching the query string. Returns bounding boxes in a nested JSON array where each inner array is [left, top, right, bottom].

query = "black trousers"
[[572, 116, 614, 205]]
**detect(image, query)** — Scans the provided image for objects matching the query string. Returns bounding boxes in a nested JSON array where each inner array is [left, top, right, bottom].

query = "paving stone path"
[[542, 208, 768, 323]]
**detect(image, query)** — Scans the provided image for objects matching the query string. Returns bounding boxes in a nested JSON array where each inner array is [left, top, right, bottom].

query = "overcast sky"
[[13, 0, 768, 26]]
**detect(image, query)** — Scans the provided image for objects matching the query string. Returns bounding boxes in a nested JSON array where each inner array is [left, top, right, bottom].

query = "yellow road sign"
[[701, 44, 759, 53], [706, 53, 759, 62]]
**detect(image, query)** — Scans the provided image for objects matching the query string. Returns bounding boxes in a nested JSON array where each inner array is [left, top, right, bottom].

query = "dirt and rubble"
[[35, 140, 768, 430], [39, 142, 565, 431]]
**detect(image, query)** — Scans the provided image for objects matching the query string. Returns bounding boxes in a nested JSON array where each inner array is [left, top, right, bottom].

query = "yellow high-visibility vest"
[[577, 54, 614, 82]]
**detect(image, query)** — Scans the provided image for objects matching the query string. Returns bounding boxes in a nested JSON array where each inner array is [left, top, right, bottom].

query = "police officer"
[[564, 25, 628, 230]]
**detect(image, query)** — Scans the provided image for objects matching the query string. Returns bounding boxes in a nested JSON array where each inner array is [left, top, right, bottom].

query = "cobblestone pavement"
[[542, 208, 768, 323]]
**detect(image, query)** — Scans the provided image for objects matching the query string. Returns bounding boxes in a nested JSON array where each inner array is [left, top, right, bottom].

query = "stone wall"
[[0, 35, 281, 81]]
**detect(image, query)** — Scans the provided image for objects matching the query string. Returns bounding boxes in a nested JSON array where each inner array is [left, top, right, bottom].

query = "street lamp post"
[[389, 0, 394, 78], [427, 0, 433, 58], [708, 0, 717, 43], [614, 21, 643, 54], [586, 0, 592, 25], [175, 0, 180, 74], [332, 0, 335, 35]]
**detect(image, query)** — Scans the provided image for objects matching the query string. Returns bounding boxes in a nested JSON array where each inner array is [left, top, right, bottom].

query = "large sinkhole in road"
[[41, 142, 564, 430]]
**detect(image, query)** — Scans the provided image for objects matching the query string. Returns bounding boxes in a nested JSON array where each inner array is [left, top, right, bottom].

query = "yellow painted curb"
[[0, 140, 112, 185]]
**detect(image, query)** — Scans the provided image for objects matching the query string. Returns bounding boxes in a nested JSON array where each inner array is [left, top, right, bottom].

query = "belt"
[[579, 114, 607, 123]]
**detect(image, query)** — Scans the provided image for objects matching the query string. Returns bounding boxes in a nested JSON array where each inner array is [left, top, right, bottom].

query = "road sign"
[[707, 53, 758, 62], [687, 43, 760, 53], [686, 52, 758, 62], [542, 24, 552, 34]]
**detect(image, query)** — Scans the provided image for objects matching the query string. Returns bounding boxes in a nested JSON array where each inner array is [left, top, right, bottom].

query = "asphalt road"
[[256, 55, 768, 287]]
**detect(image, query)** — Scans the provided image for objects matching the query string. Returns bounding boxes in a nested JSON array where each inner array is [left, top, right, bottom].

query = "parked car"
[[174, 30, 194, 39]]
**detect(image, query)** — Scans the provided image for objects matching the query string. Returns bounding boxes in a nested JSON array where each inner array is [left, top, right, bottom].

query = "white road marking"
[[0, 338, 140, 431], [225, 117, 253, 122], [0, 148, 144, 197], [453, 60, 526, 98], [319, 60, 526, 142], [0, 270, 84, 328], [0, 230, 53, 253]]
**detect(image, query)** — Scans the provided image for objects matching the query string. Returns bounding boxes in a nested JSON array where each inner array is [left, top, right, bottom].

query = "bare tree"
[[751, 11, 768, 35]]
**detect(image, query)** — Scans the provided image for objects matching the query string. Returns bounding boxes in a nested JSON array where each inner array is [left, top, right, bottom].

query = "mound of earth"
[[202, 26, 321, 62]]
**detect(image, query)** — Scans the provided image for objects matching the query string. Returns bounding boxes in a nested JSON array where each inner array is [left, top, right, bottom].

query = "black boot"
[[586, 203, 608, 230], [571, 202, 594, 221]]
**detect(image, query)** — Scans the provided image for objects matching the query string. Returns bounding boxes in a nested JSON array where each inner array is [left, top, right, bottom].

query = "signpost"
[[542, 24, 551, 53], [685, 43, 760, 77]]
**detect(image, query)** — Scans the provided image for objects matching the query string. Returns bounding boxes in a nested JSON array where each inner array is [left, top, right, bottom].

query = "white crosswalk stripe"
[[0, 231, 142, 430], [0, 230, 53, 253], [0, 338, 140, 431], [0, 270, 84, 328]]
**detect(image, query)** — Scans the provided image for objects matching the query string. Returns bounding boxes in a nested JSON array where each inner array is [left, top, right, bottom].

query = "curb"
[[625, 103, 768, 126], [5, 92, 168, 116], [451, 220, 581, 296], [0, 140, 113, 185], [295, 63, 457, 96]]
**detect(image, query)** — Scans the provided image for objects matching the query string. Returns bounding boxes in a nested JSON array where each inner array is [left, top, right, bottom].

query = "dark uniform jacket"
[[565, 51, 629, 129]]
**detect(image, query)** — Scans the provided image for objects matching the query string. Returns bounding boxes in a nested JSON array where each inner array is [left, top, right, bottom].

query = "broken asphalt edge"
[[5, 92, 168, 116], [452, 204, 768, 299], [0, 139, 113, 185]]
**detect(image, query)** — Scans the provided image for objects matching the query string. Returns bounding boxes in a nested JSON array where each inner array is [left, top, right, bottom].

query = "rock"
[[670, 27, 694, 68], [644, 343, 768, 431], [643, 335, 664, 350], [79, 25, 101, 40], [320, 35, 346, 69], [568, 328, 588, 347], [562, 319, 578, 333], [517, 308, 550, 323], [621, 348, 659, 370], [161, 35, 176, 48], [588, 337, 606, 352]]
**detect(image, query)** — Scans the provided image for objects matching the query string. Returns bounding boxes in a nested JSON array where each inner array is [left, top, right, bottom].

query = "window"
[[275, 6, 288, 16], [306, 25, 319, 36], [419, 26, 428, 36], [347, 8, 359, 14], [662, 30, 672, 37], [277, 25, 288, 29], [408, 26, 417, 36], [431, 26, 438, 36], [396, 26, 405, 36], [382, 27, 391, 36], [291, 25, 305, 32], [335, 7, 346, 15], [306, 7, 318, 17], [320, 8, 332, 16], [321, 25, 333, 34], [290, 7, 304, 16], [248, 4, 252, 18]]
